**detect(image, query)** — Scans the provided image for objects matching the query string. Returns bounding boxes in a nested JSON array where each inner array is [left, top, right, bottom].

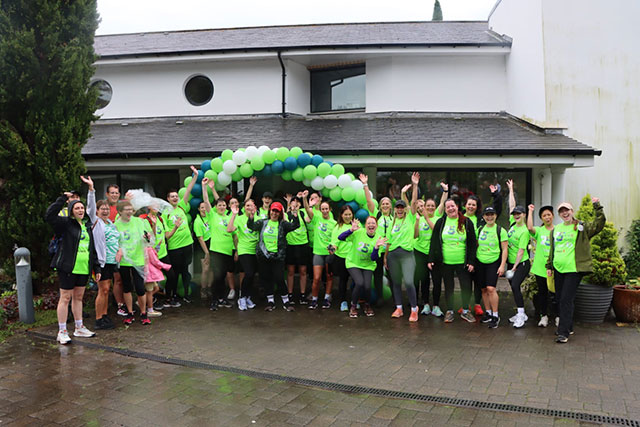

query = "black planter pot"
[[574, 282, 614, 323]]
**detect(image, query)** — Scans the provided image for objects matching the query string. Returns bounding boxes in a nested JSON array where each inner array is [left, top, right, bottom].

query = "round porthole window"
[[185, 75, 214, 106], [91, 79, 112, 109]]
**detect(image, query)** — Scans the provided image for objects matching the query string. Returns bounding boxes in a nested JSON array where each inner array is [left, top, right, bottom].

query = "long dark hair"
[[445, 198, 466, 232], [465, 195, 482, 219], [337, 205, 354, 226]]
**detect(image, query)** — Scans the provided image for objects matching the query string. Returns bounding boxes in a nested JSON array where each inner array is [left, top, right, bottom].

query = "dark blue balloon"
[[262, 164, 273, 177], [196, 169, 204, 183], [311, 154, 324, 167], [189, 197, 203, 212], [326, 161, 334, 167], [297, 153, 312, 168], [271, 160, 284, 174], [284, 156, 298, 171], [201, 160, 211, 172], [347, 201, 360, 212], [191, 183, 202, 198], [355, 208, 369, 222], [336, 200, 346, 208]]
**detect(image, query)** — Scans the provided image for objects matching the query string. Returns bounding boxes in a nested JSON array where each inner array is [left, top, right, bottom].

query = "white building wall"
[[285, 60, 310, 115], [366, 55, 507, 113], [93, 59, 282, 119]]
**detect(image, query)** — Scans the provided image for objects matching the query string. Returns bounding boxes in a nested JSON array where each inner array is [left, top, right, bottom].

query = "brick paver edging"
[[27, 330, 640, 427]]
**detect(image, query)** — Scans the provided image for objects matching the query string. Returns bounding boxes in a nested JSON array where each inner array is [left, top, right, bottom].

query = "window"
[[184, 75, 214, 106], [90, 80, 112, 109], [311, 65, 365, 113]]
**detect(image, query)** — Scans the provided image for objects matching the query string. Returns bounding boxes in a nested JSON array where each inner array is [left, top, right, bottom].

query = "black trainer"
[[284, 301, 295, 312], [480, 312, 493, 323], [219, 299, 233, 308], [264, 301, 276, 312], [488, 315, 500, 329], [209, 300, 218, 311], [299, 293, 308, 305]]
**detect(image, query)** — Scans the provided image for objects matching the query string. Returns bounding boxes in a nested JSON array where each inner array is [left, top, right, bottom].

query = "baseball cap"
[[483, 206, 497, 215], [262, 191, 273, 198], [511, 205, 526, 215], [270, 202, 284, 212], [395, 200, 407, 208], [557, 202, 573, 211]]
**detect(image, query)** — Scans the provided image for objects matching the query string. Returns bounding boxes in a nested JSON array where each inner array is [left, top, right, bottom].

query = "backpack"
[[48, 235, 62, 257]]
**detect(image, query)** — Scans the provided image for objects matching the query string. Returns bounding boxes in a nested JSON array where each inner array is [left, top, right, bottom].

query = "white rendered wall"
[[285, 59, 310, 115], [93, 59, 282, 119], [366, 55, 507, 113]]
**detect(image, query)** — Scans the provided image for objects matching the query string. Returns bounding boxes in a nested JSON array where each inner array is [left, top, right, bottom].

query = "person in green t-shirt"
[[283, 193, 311, 305], [331, 205, 355, 312], [227, 199, 259, 311], [475, 206, 508, 328], [413, 197, 444, 317], [527, 204, 556, 328], [193, 201, 213, 301], [373, 196, 393, 307]]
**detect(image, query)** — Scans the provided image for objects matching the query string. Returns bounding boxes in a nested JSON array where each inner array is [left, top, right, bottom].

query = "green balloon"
[[215, 182, 226, 191], [263, 150, 276, 164], [382, 284, 392, 301], [276, 147, 290, 162], [251, 156, 265, 171], [281, 170, 293, 181], [221, 149, 233, 161], [322, 187, 331, 198], [211, 157, 223, 173], [178, 187, 187, 198], [342, 187, 356, 201], [347, 173, 356, 181], [290, 147, 303, 158], [292, 167, 304, 182], [204, 170, 217, 180], [355, 189, 366, 205], [232, 170, 242, 182], [240, 163, 253, 178], [184, 176, 192, 187], [330, 187, 342, 202], [303, 165, 317, 180], [317, 163, 331, 178], [207, 186, 214, 199], [331, 164, 345, 177]]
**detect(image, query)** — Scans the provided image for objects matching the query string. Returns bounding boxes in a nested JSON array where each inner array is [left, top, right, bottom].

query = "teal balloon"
[[355, 208, 369, 222], [184, 176, 192, 187], [276, 147, 290, 161], [281, 170, 293, 181], [330, 187, 342, 202], [201, 160, 211, 172], [342, 187, 355, 201], [189, 197, 202, 212], [263, 150, 276, 164], [290, 147, 303, 158], [251, 156, 265, 171], [292, 168, 304, 182], [322, 187, 331, 198], [232, 170, 242, 181], [331, 164, 345, 177], [221, 149, 233, 161], [204, 170, 217, 180], [191, 183, 202, 198], [297, 153, 312, 168], [317, 162, 331, 178], [211, 157, 223, 173], [303, 165, 317, 180], [272, 160, 284, 174], [240, 163, 253, 178], [311, 155, 324, 166], [355, 189, 366, 205], [284, 156, 298, 171]]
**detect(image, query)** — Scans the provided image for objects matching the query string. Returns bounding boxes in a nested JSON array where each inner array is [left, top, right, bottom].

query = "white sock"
[[396, 305, 402, 309], [58, 323, 67, 332], [517, 307, 525, 314], [267, 295, 275, 303], [324, 293, 331, 301], [411, 306, 418, 312], [74, 320, 83, 329], [462, 309, 469, 314], [312, 296, 318, 302], [282, 295, 289, 304], [494, 311, 499, 317], [487, 310, 493, 316]]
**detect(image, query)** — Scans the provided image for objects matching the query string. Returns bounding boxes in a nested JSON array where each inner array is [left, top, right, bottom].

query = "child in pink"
[[144, 232, 171, 320]]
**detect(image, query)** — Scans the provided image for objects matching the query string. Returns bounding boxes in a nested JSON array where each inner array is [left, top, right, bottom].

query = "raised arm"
[[284, 193, 292, 212], [183, 165, 199, 205], [490, 184, 503, 219], [410, 172, 419, 215], [301, 190, 314, 221], [506, 179, 516, 214], [527, 204, 536, 235], [201, 178, 213, 213], [359, 173, 376, 214], [227, 205, 240, 232], [400, 184, 411, 208], [244, 176, 257, 203], [81, 175, 97, 223], [437, 181, 448, 215], [586, 197, 606, 238]]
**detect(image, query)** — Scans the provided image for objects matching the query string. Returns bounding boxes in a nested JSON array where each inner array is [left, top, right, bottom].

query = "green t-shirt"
[[414, 212, 442, 255], [376, 214, 393, 240], [387, 212, 416, 252], [507, 221, 530, 264], [263, 220, 280, 253], [232, 214, 258, 256], [345, 228, 379, 271], [476, 224, 507, 265], [465, 213, 478, 229], [166, 200, 193, 250], [153, 217, 168, 260], [116, 216, 150, 267], [310, 214, 337, 255], [193, 214, 210, 241], [442, 216, 467, 265], [72, 223, 90, 275], [552, 223, 578, 273], [256, 207, 269, 221], [531, 226, 553, 276], [286, 211, 308, 245], [208, 211, 234, 256], [331, 224, 353, 259]]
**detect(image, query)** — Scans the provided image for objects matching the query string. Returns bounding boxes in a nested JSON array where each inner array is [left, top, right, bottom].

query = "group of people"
[[46, 167, 605, 345]]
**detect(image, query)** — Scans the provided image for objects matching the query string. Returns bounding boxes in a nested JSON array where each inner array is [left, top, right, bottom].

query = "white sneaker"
[[147, 309, 162, 318], [227, 289, 236, 300], [537, 315, 549, 328], [57, 330, 71, 345], [238, 297, 247, 311], [555, 316, 560, 327], [509, 314, 517, 323], [513, 313, 526, 329], [73, 325, 96, 338], [246, 297, 256, 309]]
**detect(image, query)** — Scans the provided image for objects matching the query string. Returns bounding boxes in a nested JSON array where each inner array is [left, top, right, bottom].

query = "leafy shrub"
[[0, 291, 18, 320], [623, 219, 640, 279]]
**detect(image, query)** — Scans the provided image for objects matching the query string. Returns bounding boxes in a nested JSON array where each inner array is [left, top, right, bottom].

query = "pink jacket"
[[144, 247, 171, 283]]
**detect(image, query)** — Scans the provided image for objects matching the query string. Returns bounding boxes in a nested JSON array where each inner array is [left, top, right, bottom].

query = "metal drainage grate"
[[27, 331, 640, 427]]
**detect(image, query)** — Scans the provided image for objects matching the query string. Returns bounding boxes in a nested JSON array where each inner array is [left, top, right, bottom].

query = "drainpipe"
[[277, 51, 287, 118]]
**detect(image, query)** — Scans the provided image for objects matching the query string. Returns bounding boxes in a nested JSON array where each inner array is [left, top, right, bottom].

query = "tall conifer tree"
[[433, 0, 443, 21]]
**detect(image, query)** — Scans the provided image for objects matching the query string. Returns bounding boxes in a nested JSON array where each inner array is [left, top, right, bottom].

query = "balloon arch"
[[179, 146, 378, 222]]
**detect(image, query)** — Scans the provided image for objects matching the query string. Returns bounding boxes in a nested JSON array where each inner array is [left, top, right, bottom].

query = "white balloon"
[[324, 175, 338, 189], [258, 145, 270, 155], [245, 146, 258, 160], [217, 172, 232, 186], [222, 160, 237, 175], [232, 150, 247, 166], [303, 178, 312, 187], [351, 180, 364, 192], [337, 174, 352, 189], [311, 176, 325, 191]]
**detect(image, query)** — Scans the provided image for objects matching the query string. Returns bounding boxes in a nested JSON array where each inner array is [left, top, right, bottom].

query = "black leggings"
[[414, 251, 441, 306], [372, 257, 385, 304], [238, 254, 257, 299], [120, 266, 145, 297], [332, 255, 350, 302], [168, 245, 192, 298], [258, 258, 286, 297], [211, 252, 233, 300], [158, 255, 177, 298], [348, 268, 373, 306], [441, 263, 472, 311], [507, 260, 530, 308], [533, 274, 550, 317], [473, 271, 482, 306], [555, 270, 584, 337]]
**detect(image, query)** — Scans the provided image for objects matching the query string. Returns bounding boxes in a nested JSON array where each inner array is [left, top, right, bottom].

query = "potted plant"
[[613, 219, 640, 322], [573, 195, 627, 323]]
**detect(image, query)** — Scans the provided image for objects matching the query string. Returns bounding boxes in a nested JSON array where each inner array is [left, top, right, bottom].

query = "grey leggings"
[[347, 268, 373, 306], [387, 248, 417, 308]]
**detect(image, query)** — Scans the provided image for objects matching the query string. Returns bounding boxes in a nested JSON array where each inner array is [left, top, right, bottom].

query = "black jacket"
[[247, 213, 300, 261], [428, 216, 477, 266], [46, 196, 101, 275]]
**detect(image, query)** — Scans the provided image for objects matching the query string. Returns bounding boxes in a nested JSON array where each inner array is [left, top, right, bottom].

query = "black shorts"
[[475, 260, 500, 288], [286, 244, 311, 266], [59, 272, 89, 290], [100, 263, 118, 281]]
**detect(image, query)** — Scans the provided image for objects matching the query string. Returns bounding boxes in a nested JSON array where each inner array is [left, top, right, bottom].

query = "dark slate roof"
[[84, 114, 599, 158], [94, 21, 510, 58]]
